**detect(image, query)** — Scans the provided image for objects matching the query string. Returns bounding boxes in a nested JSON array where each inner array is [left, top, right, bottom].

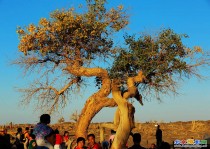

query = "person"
[[128, 133, 146, 149], [63, 131, 69, 149], [36, 129, 56, 149], [87, 134, 102, 149], [23, 127, 30, 148], [109, 130, 115, 148], [159, 141, 170, 149], [155, 125, 162, 148], [0, 129, 11, 149], [0, 130, 7, 149], [33, 114, 53, 149], [149, 143, 156, 149], [74, 137, 87, 149], [54, 129, 63, 149], [24, 127, 30, 140], [3, 129, 11, 149], [101, 140, 109, 149], [14, 127, 24, 149], [28, 134, 37, 149]]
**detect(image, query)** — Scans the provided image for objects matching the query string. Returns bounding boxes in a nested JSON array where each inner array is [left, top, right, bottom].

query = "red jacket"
[[55, 134, 63, 145], [88, 143, 102, 149]]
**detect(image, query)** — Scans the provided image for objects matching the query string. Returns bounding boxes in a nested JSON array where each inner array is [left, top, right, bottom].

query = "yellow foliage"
[[17, 2, 129, 55], [17, 29, 25, 34], [194, 46, 203, 53], [39, 18, 49, 26], [118, 5, 124, 10], [27, 24, 36, 33]]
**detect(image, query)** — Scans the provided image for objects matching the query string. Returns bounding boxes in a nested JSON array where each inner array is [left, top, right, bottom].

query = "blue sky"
[[0, 0, 210, 125]]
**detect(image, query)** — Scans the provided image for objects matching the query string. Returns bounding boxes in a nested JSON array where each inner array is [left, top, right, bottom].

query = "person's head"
[[40, 114, 51, 124], [45, 129, 56, 146], [159, 141, 170, 149], [150, 143, 156, 149], [30, 129, 34, 135], [132, 133, 141, 144], [54, 129, 59, 134], [87, 134, 96, 146], [155, 124, 160, 129], [25, 127, 29, 131], [77, 137, 85, 148], [64, 131, 69, 136], [17, 127, 22, 133], [40, 114, 50, 124], [30, 134, 36, 140], [111, 130, 116, 134]]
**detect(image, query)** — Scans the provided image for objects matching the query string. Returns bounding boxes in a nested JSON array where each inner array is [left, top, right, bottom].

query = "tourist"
[[23, 127, 30, 148], [54, 129, 63, 149], [149, 143, 156, 149], [63, 131, 69, 149], [87, 134, 102, 149], [24, 127, 30, 140], [74, 137, 87, 149], [4, 129, 11, 149], [159, 141, 170, 149], [101, 140, 109, 149], [109, 130, 115, 148], [128, 133, 146, 149], [33, 114, 53, 149], [155, 124, 162, 148], [36, 129, 56, 149], [15, 127, 24, 149], [28, 134, 37, 149], [0, 129, 11, 149]]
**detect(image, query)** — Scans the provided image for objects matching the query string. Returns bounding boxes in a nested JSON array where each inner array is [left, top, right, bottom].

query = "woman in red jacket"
[[54, 129, 63, 149]]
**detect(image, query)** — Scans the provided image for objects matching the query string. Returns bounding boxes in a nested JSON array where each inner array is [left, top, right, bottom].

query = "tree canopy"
[[109, 29, 207, 99], [16, 0, 128, 112]]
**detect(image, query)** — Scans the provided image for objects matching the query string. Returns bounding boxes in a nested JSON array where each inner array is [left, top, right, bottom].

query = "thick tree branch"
[[123, 71, 145, 105]]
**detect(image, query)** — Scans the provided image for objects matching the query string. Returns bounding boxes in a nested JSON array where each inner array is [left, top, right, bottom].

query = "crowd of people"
[[0, 114, 170, 149]]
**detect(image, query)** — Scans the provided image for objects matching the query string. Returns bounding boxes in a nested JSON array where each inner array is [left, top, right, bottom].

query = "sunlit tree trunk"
[[75, 96, 117, 138], [110, 81, 135, 149], [66, 66, 116, 138]]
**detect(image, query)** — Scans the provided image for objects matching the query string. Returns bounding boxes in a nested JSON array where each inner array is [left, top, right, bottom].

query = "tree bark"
[[65, 65, 117, 138], [110, 72, 145, 149], [75, 96, 117, 138], [110, 80, 135, 149]]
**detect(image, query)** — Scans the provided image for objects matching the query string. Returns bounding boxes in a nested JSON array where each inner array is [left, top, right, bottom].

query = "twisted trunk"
[[111, 81, 135, 149], [65, 65, 117, 138], [110, 72, 145, 149], [75, 96, 116, 138]]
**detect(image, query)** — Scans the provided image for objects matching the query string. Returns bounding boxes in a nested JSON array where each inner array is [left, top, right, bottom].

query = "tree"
[[15, 0, 210, 148], [70, 110, 79, 122], [58, 117, 65, 123]]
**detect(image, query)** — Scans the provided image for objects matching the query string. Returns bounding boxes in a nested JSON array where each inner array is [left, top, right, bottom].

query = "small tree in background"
[[70, 110, 79, 122], [58, 117, 65, 123]]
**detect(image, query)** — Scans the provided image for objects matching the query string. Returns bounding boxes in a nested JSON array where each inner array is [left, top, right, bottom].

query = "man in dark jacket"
[[156, 125, 162, 148], [128, 133, 146, 149]]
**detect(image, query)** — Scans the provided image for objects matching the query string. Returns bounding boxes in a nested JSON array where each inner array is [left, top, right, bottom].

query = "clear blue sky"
[[0, 0, 210, 125]]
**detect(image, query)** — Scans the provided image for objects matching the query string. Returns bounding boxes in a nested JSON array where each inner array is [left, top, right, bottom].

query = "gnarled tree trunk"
[[66, 65, 117, 138], [110, 81, 135, 149], [110, 72, 145, 149], [75, 96, 116, 138]]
